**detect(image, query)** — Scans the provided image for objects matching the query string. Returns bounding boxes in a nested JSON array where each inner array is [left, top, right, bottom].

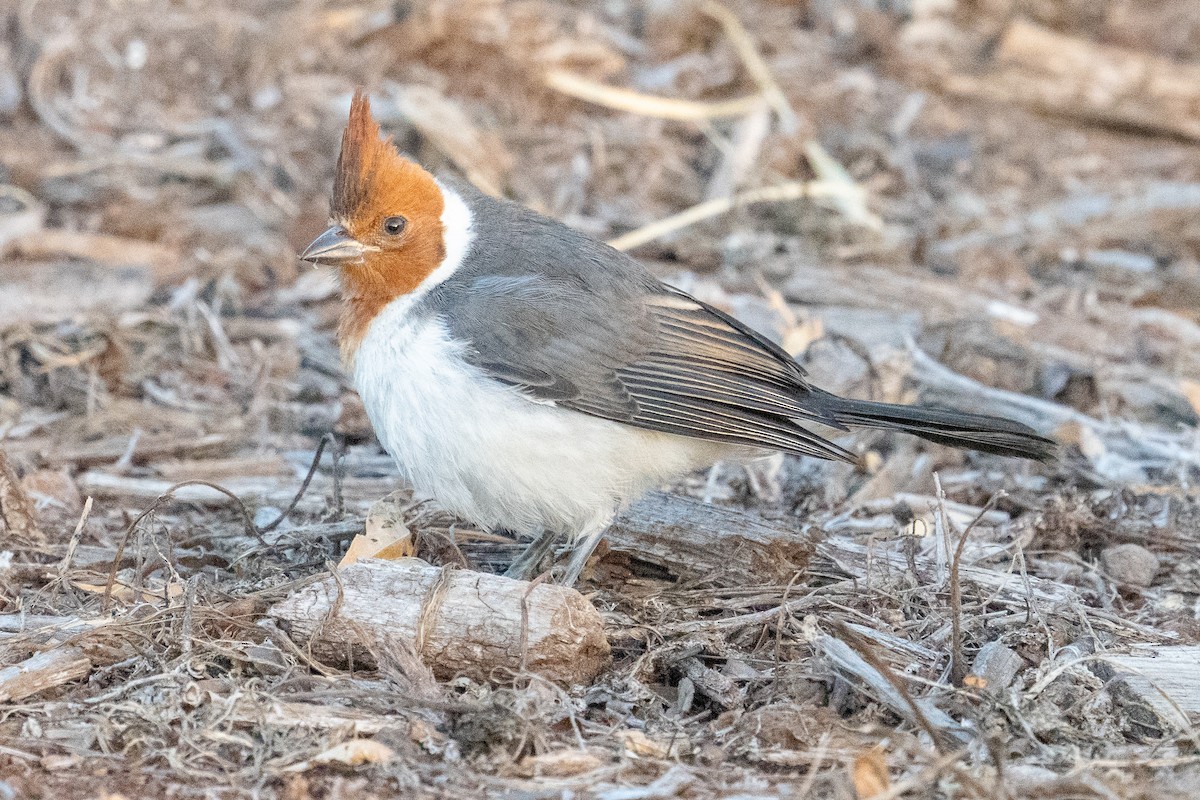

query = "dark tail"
[[817, 393, 1057, 461]]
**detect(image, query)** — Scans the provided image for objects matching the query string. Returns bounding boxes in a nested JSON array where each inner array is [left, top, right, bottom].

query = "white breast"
[[352, 299, 729, 538]]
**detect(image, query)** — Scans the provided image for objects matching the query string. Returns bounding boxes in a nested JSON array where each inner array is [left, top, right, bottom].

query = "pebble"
[[1100, 543, 1159, 588], [966, 640, 1023, 693]]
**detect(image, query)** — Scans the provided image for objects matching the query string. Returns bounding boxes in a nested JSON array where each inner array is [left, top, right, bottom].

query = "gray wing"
[[439, 274, 855, 461]]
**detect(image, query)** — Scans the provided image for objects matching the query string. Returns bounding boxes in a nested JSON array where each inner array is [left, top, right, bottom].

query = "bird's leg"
[[503, 528, 559, 580], [556, 518, 612, 587]]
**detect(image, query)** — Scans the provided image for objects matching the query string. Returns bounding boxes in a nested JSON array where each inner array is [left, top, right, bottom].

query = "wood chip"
[[0, 645, 92, 702], [289, 739, 396, 771], [1107, 646, 1200, 724], [0, 448, 45, 545], [516, 749, 604, 778]]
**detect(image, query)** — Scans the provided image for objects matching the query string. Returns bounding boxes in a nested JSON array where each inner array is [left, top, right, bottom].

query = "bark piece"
[[605, 491, 813, 584], [604, 491, 1075, 609], [268, 559, 610, 686], [0, 259, 154, 325], [0, 448, 44, 545], [5, 230, 182, 281], [1106, 646, 1200, 722], [0, 646, 92, 701]]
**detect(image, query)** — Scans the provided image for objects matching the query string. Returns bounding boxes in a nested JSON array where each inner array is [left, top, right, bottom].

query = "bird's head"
[[301, 91, 448, 351]]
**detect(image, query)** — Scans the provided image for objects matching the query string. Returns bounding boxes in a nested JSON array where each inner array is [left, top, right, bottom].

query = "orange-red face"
[[301, 91, 447, 354]]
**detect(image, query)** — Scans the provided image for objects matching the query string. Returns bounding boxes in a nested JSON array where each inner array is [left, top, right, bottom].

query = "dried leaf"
[[516, 749, 603, 778], [310, 739, 395, 766], [338, 496, 413, 568], [1182, 379, 1200, 416], [282, 739, 396, 772], [851, 747, 890, 799], [73, 580, 184, 604], [621, 730, 669, 759]]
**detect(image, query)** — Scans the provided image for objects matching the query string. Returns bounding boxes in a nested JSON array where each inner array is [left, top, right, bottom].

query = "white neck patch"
[[421, 181, 474, 297]]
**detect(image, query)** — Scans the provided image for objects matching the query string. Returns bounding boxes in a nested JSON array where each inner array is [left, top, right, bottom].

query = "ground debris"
[[1, 1, 1198, 798]]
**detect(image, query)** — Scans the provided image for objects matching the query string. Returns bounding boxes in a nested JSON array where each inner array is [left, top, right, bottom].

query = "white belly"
[[352, 299, 729, 537]]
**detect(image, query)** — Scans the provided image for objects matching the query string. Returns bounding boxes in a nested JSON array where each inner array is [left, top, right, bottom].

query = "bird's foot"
[[503, 529, 558, 581]]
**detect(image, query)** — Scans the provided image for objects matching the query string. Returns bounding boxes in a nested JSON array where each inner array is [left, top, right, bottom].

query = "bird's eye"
[[382, 216, 407, 236]]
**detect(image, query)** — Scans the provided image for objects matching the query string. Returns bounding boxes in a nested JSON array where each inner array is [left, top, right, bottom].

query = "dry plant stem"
[[815, 623, 965, 748], [543, 68, 766, 122], [103, 480, 262, 610], [949, 491, 1007, 686], [0, 448, 45, 545], [659, 584, 850, 636], [259, 433, 341, 533], [51, 496, 93, 598], [699, 0, 800, 132], [834, 621, 953, 750], [704, 105, 771, 200], [21, 432, 234, 469], [100, 438, 348, 608], [606, 180, 858, 251]]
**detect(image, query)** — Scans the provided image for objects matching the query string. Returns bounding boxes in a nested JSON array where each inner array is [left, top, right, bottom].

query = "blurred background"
[[2, 1, 1200, 798], [2, 0, 1198, 439]]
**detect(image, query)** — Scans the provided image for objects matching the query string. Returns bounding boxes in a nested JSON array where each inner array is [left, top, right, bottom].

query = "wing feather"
[[440, 273, 853, 461]]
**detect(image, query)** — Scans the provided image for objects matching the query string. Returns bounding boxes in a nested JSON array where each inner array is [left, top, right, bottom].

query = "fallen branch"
[[268, 559, 610, 686], [606, 180, 862, 251], [544, 68, 765, 122], [939, 20, 1200, 143], [604, 491, 814, 584]]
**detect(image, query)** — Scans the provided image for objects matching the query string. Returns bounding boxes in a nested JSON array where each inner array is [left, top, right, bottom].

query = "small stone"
[[965, 640, 1023, 693], [1100, 543, 1160, 588]]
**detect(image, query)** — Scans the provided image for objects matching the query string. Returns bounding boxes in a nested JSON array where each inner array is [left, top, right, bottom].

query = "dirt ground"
[[1, 1, 1200, 797]]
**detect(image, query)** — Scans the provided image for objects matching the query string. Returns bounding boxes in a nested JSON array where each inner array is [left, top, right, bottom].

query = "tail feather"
[[817, 394, 1057, 461]]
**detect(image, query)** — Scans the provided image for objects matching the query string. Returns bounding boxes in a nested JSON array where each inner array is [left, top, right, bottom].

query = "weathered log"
[[603, 491, 1076, 608], [268, 559, 609, 686], [604, 491, 814, 584], [940, 20, 1200, 143]]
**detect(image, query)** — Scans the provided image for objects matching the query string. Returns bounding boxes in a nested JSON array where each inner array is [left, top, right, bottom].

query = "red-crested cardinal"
[[301, 91, 1055, 585]]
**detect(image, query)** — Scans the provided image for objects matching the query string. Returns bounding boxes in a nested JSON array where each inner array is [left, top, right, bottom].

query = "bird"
[[301, 90, 1056, 586]]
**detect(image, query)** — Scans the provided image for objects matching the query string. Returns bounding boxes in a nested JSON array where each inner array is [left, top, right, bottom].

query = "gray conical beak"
[[300, 226, 365, 266]]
